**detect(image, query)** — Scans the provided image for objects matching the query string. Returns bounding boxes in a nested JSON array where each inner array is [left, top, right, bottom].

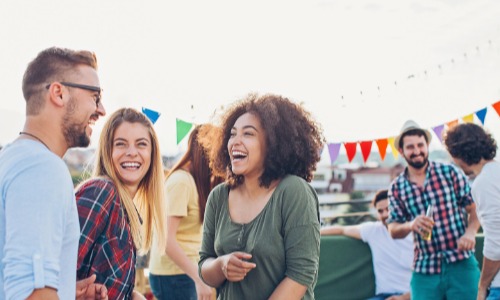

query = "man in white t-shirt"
[[321, 190, 413, 300], [444, 123, 500, 300]]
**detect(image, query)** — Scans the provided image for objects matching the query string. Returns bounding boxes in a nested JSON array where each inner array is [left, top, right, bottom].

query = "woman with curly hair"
[[198, 93, 325, 299]]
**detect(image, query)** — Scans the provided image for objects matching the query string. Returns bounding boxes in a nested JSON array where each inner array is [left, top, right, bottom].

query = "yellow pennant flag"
[[462, 114, 474, 123], [388, 136, 399, 159]]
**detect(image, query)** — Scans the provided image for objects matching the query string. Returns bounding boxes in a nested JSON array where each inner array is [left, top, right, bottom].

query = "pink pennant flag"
[[327, 143, 341, 165], [432, 125, 445, 144]]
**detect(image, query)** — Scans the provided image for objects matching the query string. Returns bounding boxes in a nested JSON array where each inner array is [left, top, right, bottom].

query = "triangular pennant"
[[388, 137, 399, 159], [493, 100, 500, 116], [359, 141, 373, 163], [375, 138, 388, 161], [344, 142, 357, 163], [432, 124, 445, 144], [176, 118, 194, 144], [142, 107, 160, 124], [327, 143, 341, 165], [475, 108, 487, 125], [462, 114, 474, 123], [447, 120, 459, 129]]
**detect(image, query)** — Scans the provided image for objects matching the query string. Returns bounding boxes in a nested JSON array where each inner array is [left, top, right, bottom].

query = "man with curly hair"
[[444, 123, 500, 300]]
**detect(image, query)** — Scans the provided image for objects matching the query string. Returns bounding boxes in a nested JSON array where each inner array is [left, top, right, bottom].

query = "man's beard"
[[405, 154, 428, 169], [62, 96, 91, 148]]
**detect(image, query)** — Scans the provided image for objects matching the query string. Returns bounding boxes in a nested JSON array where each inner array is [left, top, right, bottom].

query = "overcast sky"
[[1, 0, 500, 161]]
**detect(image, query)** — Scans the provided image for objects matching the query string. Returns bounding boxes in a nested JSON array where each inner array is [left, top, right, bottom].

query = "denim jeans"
[[488, 287, 500, 300], [149, 273, 196, 300], [367, 293, 403, 300]]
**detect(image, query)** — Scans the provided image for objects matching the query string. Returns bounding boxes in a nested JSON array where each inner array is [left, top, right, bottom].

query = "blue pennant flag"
[[142, 107, 161, 124]]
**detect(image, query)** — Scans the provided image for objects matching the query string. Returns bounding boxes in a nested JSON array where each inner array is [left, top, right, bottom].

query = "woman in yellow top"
[[149, 124, 222, 300]]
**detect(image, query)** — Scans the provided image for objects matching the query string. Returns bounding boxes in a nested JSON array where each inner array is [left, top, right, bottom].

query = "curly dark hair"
[[444, 123, 497, 165], [208, 93, 325, 188]]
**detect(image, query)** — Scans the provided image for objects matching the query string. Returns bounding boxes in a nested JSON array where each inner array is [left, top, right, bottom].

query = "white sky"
[[1, 0, 500, 160]]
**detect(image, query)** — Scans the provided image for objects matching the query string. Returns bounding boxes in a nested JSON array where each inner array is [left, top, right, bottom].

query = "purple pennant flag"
[[432, 125, 445, 144], [475, 107, 487, 125], [328, 143, 341, 165]]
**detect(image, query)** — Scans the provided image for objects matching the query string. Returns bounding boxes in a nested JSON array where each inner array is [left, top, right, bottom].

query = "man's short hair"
[[22, 47, 98, 115], [444, 123, 497, 165], [372, 189, 388, 207]]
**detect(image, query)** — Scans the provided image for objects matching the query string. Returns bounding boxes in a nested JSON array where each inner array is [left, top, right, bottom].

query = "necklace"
[[19, 131, 50, 150]]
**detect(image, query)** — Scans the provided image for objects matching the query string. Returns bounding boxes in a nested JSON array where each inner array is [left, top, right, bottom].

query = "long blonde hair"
[[93, 107, 166, 253]]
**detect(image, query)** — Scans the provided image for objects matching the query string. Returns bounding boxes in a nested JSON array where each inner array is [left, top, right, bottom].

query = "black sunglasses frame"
[[45, 82, 102, 94]]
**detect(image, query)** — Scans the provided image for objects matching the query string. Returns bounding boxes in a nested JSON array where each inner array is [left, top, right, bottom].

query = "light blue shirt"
[[0, 140, 79, 299]]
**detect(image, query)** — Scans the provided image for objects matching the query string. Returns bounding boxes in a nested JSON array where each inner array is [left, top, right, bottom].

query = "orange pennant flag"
[[344, 142, 357, 163], [462, 114, 474, 123], [360, 141, 373, 163], [388, 137, 399, 159], [492, 100, 500, 116], [447, 120, 459, 129], [376, 138, 388, 161]]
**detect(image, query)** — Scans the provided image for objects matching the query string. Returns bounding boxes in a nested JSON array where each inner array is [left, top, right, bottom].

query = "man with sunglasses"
[[0, 47, 107, 299], [321, 190, 413, 300]]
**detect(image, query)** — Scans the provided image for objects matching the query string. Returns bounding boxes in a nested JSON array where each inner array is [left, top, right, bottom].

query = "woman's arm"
[[268, 277, 307, 300], [200, 252, 256, 287], [166, 216, 212, 300]]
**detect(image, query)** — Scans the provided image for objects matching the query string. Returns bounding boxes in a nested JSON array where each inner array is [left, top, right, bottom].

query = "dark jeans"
[[367, 293, 403, 300], [149, 273, 196, 300]]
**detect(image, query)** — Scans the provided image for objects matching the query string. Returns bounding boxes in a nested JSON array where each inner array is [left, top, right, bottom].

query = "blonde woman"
[[76, 108, 166, 299]]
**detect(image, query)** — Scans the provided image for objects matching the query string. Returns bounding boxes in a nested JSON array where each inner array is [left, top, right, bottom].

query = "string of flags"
[[327, 100, 500, 165], [173, 100, 500, 164]]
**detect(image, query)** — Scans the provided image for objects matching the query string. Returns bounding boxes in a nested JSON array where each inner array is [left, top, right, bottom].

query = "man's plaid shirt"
[[388, 161, 474, 274], [76, 177, 136, 299]]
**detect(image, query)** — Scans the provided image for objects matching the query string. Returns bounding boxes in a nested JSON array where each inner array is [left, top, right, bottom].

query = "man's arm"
[[320, 225, 361, 240], [477, 256, 500, 300], [388, 222, 412, 239], [458, 203, 480, 251]]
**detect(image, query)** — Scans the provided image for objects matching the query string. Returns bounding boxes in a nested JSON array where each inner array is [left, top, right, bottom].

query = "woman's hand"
[[220, 252, 257, 282], [195, 279, 213, 300]]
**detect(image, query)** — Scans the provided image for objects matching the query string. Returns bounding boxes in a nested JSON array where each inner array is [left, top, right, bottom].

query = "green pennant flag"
[[176, 118, 193, 144]]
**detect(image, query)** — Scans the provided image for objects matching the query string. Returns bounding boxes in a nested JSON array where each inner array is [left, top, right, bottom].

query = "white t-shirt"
[[471, 161, 500, 288], [359, 221, 413, 295]]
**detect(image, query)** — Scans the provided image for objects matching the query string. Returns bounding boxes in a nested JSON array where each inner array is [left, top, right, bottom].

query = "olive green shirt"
[[199, 175, 320, 300]]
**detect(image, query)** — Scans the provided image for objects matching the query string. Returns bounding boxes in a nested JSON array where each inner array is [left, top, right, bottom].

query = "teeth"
[[121, 162, 141, 168], [232, 151, 247, 157]]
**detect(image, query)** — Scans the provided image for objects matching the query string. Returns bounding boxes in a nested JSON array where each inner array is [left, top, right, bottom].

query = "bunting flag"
[[328, 143, 341, 166], [493, 100, 500, 116], [475, 107, 487, 125], [360, 141, 373, 163], [447, 119, 459, 129], [462, 113, 474, 123], [142, 107, 160, 124], [176, 118, 194, 144], [388, 137, 399, 159], [432, 125, 445, 143], [176, 100, 499, 165], [375, 139, 388, 161], [344, 142, 357, 163]]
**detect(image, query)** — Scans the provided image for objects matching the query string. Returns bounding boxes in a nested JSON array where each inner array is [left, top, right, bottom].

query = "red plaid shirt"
[[76, 178, 136, 299]]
